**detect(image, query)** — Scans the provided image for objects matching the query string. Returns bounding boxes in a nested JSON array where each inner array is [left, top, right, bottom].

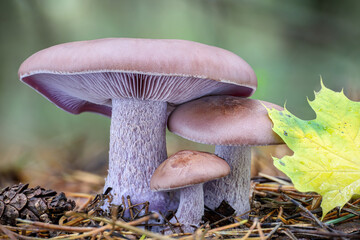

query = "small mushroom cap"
[[150, 150, 230, 191], [19, 38, 257, 116], [168, 96, 284, 146]]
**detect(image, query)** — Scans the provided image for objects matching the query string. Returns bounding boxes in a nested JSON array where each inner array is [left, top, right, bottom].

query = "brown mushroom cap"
[[19, 38, 257, 116], [150, 150, 230, 191], [168, 96, 284, 146]]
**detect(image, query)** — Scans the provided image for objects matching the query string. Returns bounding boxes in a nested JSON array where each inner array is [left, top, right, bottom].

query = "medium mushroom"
[[150, 150, 230, 233], [18, 38, 257, 214], [168, 95, 283, 216]]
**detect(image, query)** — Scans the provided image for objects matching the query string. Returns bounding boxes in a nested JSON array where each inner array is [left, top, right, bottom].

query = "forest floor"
[[0, 145, 359, 239], [0, 170, 359, 239]]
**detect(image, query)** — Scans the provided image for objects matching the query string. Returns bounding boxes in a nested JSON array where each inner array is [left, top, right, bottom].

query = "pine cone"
[[0, 183, 75, 225]]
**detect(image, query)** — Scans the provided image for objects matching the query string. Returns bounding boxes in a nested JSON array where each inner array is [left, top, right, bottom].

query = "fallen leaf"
[[267, 80, 360, 217]]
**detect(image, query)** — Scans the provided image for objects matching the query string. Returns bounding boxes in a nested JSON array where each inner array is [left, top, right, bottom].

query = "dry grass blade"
[[0, 224, 44, 240], [84, 217, 175, 240], [50, 224, 112, 239], [255, 184, 296, 192], [67, 212, 159, 227], [239, 219, 258, 240], [265, 223, 282, 240], [258, 173, 291, 186], [0, 225, 17, 240], [16, 219, 98, 232], [17, 215, 175, 240], [281, 228, 298, 240], [256, 221, 265, 240], [260, 209, 276, 223], [207, 220, 248, 234], [178, 220, 248, 240]]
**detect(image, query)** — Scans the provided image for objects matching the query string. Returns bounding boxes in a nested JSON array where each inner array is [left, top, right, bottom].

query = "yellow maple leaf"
[[267, 80, 360, 217]]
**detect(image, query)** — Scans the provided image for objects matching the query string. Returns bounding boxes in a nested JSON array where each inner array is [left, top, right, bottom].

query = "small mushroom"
[[150, 150, 230, 233], [18, 38, 257, 214], [168, 96, 284, 216]]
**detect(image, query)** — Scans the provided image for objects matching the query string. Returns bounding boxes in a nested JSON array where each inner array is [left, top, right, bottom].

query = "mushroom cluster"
[[19, 38, 284, 232], [18, 38, 257, 217], [168, 96, 284, 217]]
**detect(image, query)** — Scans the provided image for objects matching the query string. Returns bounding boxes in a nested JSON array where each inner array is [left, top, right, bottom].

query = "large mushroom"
[[18, 38, 257, 213], [168, 96, 283, 216], [150, 150, 230, 233]]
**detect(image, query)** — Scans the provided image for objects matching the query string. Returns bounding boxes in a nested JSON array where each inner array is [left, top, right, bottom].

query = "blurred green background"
[[1, 0, 360, 188]]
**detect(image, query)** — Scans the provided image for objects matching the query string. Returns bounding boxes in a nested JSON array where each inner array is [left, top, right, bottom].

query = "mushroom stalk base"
[[204, 145, 251, 216], [104, 98, 170, 214], [174, 184, 204, 233]]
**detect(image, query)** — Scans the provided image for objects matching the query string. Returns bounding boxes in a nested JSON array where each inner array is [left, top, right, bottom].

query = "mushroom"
[[150, 150, 230, 232], [18, 38, 257, 214], [167, 96, 283, 216]]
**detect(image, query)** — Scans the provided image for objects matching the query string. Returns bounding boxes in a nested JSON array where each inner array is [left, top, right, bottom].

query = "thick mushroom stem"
[[204, 145, 251, 216], [174, 184, 204, 232], [103, 98, 171, 213]]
